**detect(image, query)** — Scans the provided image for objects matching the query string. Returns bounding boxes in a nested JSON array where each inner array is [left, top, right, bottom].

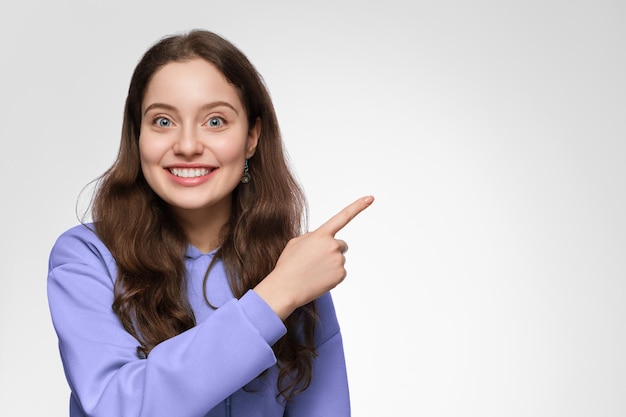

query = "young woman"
[[47, 29, 373, 417]]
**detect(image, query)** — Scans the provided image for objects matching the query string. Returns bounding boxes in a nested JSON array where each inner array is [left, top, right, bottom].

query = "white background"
[[1, 1, 625, 416]]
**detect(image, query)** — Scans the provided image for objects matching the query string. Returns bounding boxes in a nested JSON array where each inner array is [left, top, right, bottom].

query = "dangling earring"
[[241, 159, 251, 183]]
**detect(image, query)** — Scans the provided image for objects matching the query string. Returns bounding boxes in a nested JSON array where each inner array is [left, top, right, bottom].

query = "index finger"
[[316, 195, 375, 236]]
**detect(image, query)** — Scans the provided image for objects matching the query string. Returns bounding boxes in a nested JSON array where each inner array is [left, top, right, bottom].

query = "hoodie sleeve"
[[47, 225, 287, 417], [284, 292, 351, 417]]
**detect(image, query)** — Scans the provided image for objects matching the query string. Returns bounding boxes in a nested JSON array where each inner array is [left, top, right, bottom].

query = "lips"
[[169, 167, 213, 178]]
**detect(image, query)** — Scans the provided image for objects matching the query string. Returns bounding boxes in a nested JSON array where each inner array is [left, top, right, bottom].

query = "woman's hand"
[[254, 196, 374, 320]]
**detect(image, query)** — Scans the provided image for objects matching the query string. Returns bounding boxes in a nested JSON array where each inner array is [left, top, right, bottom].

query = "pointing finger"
[[317, 196, 374, 236]]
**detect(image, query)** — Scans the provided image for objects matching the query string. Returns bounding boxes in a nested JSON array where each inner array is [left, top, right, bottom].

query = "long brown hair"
[[91, 30, 316, 400]]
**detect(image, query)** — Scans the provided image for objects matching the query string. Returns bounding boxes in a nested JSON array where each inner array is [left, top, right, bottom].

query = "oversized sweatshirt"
[[47, 224, 351, 417]]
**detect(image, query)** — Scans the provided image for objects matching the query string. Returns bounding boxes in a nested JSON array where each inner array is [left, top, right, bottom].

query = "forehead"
[[142, 58, 244, 111]]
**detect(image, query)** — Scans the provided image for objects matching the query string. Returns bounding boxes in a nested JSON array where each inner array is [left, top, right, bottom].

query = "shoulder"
[[48, 223, 115, 274], [313, 292, 342, 346]]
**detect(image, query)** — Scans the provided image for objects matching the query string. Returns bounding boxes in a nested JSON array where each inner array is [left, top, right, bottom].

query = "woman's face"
[[139, 58, 259, 218]]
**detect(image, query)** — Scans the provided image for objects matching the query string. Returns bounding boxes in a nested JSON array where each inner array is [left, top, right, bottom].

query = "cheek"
[[217, 146, 245, 165], [138, 135, 161, 166], [137, 136, 164, 187], [212, 133, 250, 164]]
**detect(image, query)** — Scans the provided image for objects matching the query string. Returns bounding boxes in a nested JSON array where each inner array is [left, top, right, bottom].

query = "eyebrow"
[[143, 101, 239, 117]]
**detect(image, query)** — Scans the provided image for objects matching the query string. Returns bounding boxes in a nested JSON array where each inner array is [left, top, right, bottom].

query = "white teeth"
[[170, 168, 210, 178]]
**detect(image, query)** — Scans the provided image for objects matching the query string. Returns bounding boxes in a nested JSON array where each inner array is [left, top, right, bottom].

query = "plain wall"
[[1, 0, 625, 415]]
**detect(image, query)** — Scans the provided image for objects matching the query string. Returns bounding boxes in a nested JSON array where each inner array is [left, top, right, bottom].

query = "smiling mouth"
[[169, 168, 213, 178]]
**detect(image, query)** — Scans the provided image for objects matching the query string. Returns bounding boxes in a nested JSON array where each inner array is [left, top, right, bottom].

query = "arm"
[[47, 225, 286, 417]]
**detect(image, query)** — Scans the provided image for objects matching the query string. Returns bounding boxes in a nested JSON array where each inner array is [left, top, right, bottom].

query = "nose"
[[173, 126, 203, 156]]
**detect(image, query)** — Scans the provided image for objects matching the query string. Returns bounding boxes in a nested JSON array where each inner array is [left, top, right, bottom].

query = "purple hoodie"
[[47, 224, 351, 416]]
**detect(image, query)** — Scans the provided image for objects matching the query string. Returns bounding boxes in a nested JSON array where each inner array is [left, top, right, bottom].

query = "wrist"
[[253, 274, 297, 321]]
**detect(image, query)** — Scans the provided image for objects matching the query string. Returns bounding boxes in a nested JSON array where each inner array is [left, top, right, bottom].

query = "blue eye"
[[207, 117, 223, 128], [155, 117, 172, 127]]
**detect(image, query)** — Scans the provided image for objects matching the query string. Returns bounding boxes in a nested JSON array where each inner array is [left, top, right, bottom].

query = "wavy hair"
[[91, 30, 316, 400]]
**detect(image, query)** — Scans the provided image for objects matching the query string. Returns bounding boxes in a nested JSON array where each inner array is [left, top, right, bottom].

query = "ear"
[[246, 117, 261, 158]]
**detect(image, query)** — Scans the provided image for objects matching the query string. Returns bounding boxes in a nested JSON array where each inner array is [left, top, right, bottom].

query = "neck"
[[172, 201, 231, 253]]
